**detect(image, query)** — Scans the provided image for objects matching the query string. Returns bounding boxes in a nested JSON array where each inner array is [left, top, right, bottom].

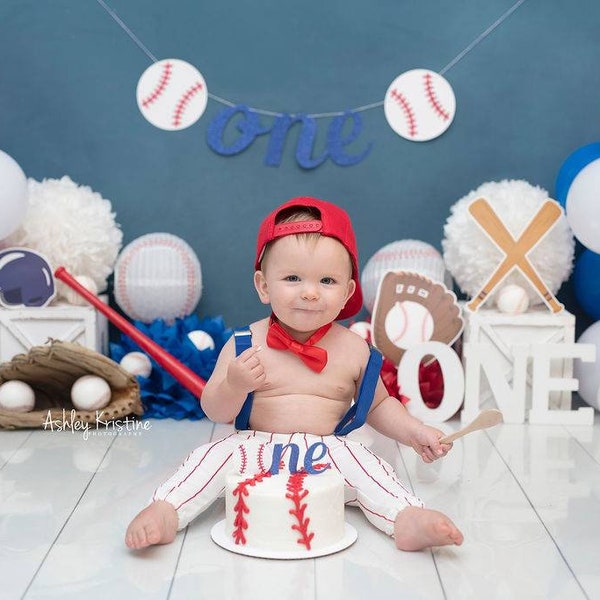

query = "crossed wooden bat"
[[466, 198, 564, 313]]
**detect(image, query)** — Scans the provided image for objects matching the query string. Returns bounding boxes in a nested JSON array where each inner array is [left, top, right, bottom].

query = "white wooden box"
[[0, 297, 108, 362], [461, 305, 575, 410]]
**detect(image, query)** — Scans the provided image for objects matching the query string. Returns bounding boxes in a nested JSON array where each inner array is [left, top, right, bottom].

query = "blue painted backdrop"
[[1, 1, 599, 331]]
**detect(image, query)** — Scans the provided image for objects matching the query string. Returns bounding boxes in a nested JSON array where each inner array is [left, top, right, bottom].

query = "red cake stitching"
[[286, 471, 314, 550], [231, 471, 272, 545]]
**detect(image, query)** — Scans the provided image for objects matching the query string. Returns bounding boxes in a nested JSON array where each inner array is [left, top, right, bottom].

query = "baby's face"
[[254, 235, 356, 336]]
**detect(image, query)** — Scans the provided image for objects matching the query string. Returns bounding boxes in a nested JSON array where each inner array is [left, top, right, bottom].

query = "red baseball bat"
[[54, 266, 206, 398]]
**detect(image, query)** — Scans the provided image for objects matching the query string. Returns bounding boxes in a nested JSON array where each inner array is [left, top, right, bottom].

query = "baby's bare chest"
[[257, 347, 358, 401]]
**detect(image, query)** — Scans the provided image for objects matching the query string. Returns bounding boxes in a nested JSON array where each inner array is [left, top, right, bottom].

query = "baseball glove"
[[371, 271, 464, 365], [0, 340, 142, 429]]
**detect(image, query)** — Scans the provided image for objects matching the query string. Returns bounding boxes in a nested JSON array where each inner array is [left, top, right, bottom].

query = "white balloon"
[[566, 159, 600, 253], [574, 321, 600, 410], [0, 150, 28, 240]]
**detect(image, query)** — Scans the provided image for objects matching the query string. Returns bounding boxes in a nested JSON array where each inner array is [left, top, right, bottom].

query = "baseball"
[[70, 375, 111, 411], [114, 233, 202, 323], [385, 300, 434, 349], [349, 321, 372, 341], [119, 352, 153, 378], [384, 69, 456, 142], [136, 58, 208, 131], [361, 239, 447, 313], [62, 274, 98, 305], [187, 330, 215, 352], [496, 284, 530, 315], [0, 380, 36, 412]]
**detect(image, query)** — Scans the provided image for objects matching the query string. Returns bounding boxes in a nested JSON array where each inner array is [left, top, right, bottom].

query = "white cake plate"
[[210, 520, 357, 560]]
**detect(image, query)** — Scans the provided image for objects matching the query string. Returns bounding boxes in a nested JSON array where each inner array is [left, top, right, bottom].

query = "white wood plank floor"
[[1, 410, 599, 600]]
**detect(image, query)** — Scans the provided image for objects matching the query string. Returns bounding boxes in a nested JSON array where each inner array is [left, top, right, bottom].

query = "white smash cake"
[[224, 468, 345, 552]]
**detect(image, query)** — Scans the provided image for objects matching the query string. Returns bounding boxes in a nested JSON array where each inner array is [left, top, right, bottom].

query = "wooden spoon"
[[439, 409, 503, 444]]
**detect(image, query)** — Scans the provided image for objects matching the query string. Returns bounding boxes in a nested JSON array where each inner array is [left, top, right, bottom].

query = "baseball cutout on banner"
[[384, 69, 456, 142], [137, 59, 208, 131], [114, 233, 202, 323]]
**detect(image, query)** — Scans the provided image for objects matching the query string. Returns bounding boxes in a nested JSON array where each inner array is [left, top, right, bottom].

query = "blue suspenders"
[[232, 326, 383, 435], [233, 328, 254, 431]]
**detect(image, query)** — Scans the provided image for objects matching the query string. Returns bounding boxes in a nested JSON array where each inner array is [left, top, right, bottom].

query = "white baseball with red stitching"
[[136, 58, 208, 131], [384, 300, 434, 349], [384, 69, 456, 142]]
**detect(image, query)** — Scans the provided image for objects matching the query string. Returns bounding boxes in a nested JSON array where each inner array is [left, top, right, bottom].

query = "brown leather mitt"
[[0, 340, 142, 429], [371, 271, 464, 365]]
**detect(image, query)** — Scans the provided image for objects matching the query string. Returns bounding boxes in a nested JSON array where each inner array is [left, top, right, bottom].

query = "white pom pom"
[[187, 330, 215, 351], [119, 352, 152, 378], [0, 380, 35, 412], [71, 375, 111, 411], [62, 274, 98, 305], [442, 180, 574, 307], [496, 284, 530, 315], [3, 176, 122, 296]]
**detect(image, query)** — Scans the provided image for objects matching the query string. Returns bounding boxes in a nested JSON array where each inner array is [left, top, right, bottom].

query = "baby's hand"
[[226, 346, 266, 394], [410, 423, 452, 464]]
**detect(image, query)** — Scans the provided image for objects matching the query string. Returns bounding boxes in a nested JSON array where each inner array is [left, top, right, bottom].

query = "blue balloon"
[[555, 142, 600, 208], [574, 249, 600, 320]]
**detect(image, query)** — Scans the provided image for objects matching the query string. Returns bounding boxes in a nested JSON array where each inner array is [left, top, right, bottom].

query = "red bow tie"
[[266, 318, 331, 373]]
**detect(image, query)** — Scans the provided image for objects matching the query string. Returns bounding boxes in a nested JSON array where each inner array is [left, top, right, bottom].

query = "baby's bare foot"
[[125, 500, 179, 549], [394, 506, 463, 551]]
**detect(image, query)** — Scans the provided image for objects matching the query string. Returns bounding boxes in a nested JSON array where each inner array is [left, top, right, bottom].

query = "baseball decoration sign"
[[136, 59, 208, 131], [384, 69, 456, 142], [466, 198, 564, 313], [371, 271, 463, 366]]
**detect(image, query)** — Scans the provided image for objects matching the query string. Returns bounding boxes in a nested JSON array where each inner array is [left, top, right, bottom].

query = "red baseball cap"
[[255, 197, 363, 320]]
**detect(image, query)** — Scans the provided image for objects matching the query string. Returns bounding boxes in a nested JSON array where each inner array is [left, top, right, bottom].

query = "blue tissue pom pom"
[[110, 315, 232, 420]]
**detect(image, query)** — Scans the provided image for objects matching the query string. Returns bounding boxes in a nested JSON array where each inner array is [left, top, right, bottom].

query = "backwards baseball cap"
[[255, 196, 363, 320]]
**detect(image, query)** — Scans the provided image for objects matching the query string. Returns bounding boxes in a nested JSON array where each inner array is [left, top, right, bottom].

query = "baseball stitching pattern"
[[232, 471, 272, 545], [390, 88, 417, 138], [238, 444, 248, 474], [115, 235, 199, 320], [141, 61, 173, 108], [423, 72, 450, 120], [286, 471, 314, 550], [172, 82, 204, 128]]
